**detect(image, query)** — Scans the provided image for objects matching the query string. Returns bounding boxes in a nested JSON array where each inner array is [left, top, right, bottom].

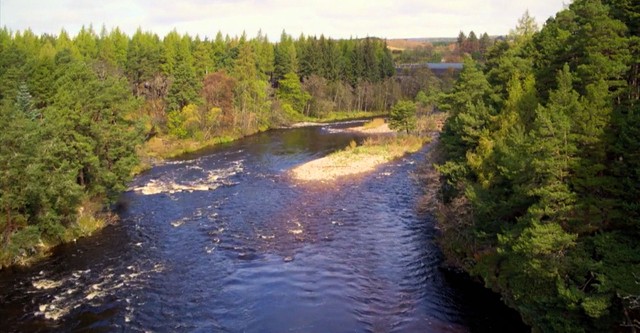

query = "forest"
[[0, 25, 454, 267], [435, 0, 639, 331]]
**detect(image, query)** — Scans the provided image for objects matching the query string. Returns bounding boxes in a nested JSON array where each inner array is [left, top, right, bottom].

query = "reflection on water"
[[0, 122, 527, 332]]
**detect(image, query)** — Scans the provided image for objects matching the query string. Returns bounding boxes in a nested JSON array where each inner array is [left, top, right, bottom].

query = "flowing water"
[[0, 122, 527, 332]]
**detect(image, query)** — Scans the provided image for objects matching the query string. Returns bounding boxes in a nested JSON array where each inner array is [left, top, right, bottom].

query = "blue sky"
[[2, 0, 567, 39]]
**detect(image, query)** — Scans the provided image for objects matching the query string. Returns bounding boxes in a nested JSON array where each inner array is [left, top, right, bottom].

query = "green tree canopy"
[[389, 100, 417, 134]]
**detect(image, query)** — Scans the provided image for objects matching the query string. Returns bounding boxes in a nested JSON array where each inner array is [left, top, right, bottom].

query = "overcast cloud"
[[2, 0, 567, 39]]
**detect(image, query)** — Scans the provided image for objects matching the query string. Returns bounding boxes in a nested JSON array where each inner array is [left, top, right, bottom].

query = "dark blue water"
[[0, 122, 526, 332]]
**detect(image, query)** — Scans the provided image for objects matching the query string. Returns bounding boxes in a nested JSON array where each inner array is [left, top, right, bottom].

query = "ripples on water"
[[0, 124, 526, 332]]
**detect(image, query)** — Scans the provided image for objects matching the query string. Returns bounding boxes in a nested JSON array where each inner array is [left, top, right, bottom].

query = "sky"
[[2, 0, 568, 40]]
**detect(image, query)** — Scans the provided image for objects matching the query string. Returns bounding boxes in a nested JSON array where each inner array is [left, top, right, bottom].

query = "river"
[[0, 121, 526, 332]]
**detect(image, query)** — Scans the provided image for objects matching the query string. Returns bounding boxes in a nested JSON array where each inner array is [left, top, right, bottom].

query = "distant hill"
[[404, 37, 458, 43], [386, 38, 456, 51], [386, 36, 504, 50], [386, 39, 426, 51]]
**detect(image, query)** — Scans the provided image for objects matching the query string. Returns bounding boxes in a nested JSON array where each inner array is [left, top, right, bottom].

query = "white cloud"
[[2, 0, 567, 39]]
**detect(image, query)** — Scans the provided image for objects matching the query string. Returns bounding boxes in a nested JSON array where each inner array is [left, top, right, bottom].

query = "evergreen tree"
[[509, 10, 539, 45], [362, 37, 380, 82], [15, 83, 37, 119], [233, 41, 271, 132], [30, 50, 57, 109], [273, 31, 297, 85], [48, 60, 142, 199], [456, 31, 467, 53], [389, 100, 417, 134], [528, 65, 580, 223], [570, 0, 631, 97], [322, 37, 341, 81], [126, 29, 162, 95], [346, 41, 364, 87], [277, 72, 310, 115], [252, 30, 275, 80], [192, 36, 215, 80], [439, 55, 495, 168], [435, 1, 640, 331], [467, 31, 480, 57], [379, 45, 395, 79], [479, 33, 493, 56], [0, 102, 41, 249], [74, 25, 98, 60], [166, 36, 199, 113]]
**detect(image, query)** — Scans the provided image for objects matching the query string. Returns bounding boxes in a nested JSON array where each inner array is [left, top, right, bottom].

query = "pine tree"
[[509, 10, 539, 45], [252, 30, 274, 81], [277, 72, 310, 115], [362, 37, 380, 82], [570, 0, 631, 97], [273, 31, 297, 86], [457, 31, 467, 54], [467, 31, 480, 57], [389, 100, 417, 134], [15, 83, 38, 119], [192, 37, 215, 80], [322, 37, 341, 81], [528, 65, 579, 223], [126, 29, 162, 95], [30, 51, 56, 109], [233, 41, 271, 133], [436, 1, 640, 330], [166, 35, 199, 113], [74, 25, 98, 60], [0, 102, 39, 248], [479, 33, 493, 56]]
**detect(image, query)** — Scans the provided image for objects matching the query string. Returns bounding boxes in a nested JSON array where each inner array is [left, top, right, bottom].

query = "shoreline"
[[290, 122, 425, 182], [136, 113, 389, 174]]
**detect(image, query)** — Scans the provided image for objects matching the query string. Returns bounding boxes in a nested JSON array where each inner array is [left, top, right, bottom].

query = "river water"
[[0, 122, 526, 332]]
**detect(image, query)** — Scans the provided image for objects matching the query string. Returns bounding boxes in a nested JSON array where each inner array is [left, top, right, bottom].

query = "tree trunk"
[[79, 168, 85, 187]]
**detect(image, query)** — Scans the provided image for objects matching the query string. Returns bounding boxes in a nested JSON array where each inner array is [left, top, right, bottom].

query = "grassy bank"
[[133, 135, 238, 174], [136, 111, 389, 173], [345, 134, 428, 160], [291, 117, 429, 182], [312, 111, 388, 123], [290, 113, 446, 182], [0, 198, 116, 269]]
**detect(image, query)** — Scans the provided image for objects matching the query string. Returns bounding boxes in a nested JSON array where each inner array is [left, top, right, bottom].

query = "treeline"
[[392, 31, 494, 65], [0, 38, 141, 265], [1, 28, 398, 137], [127, 30, 399, 137], [436, 0, 639, 332], [455, 30, 493, 61], [0, 25, 420, 266]]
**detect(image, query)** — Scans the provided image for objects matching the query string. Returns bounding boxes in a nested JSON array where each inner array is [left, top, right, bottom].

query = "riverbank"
[[134, 135, 239, 174], [290, 113, 445, 182], [0, 198, 116, 269], [291, 133, 427, 182], [134, 111, 388, 175]]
